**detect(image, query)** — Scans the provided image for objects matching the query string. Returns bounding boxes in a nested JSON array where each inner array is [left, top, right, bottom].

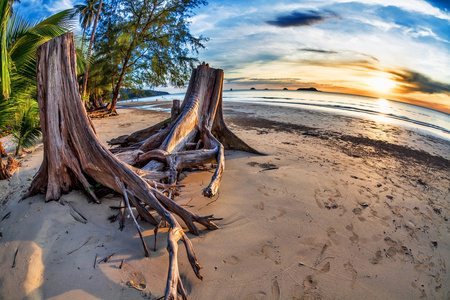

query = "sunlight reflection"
[[376, 98, 390, 115], [370, 77, 397, 94]]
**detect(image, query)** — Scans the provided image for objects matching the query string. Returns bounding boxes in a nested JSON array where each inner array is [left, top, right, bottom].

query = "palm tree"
[[81, 0, 103, 98], [74, 0, 99, 52], [0, 0, 76, 161]]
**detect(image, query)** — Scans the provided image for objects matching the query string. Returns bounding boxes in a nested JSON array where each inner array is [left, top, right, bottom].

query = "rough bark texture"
[[26, 33, 259, 299]]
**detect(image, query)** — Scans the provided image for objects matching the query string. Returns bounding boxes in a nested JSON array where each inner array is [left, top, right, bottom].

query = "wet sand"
[[0, 102, 449, 299]]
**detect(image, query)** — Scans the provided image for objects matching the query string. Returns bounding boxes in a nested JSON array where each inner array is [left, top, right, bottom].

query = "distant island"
[[121, 89, 169, 99], [297, 87, 320, 91]]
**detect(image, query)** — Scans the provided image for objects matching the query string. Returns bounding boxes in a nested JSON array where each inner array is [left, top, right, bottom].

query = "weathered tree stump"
[[110, 62, 262, 197], [25, 33, 260, 299]]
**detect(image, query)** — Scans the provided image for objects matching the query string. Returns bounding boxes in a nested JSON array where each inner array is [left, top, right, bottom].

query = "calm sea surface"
[[119, 90, 450, 141]]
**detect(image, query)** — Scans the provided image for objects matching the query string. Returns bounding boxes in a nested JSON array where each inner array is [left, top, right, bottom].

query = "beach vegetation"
[[10, 99, 41, 155], [73, 0, 101, 52], [0, 0, 76, 154], [87, 0, 208, 116]]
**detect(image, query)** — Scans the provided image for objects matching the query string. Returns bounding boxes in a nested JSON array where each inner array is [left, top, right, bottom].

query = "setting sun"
[[369, 77, 397, 94]]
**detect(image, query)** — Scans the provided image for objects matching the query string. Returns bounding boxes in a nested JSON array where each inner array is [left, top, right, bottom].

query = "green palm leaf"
[[1, 0, 12, 98], [10, 99, 41, 155]]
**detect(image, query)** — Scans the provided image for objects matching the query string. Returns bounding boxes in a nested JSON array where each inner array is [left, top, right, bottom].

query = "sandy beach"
[[0, 101, 449, 299]]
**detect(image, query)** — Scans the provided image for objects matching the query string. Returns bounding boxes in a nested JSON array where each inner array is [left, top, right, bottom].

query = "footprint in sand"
[[270, 208, 286, 221], [383, 237, 412, 260], [272, 279, 280, 300], [257, 186, 269, 197], [345, 224, 359, 244], [314, 187, 347, 216], [321, 261, 331, 273], [223, 255, 240, 265], [370, 249, 383, 264], [344, 262, 357, 289], [126, 271, 146, 291], [326, 227, 340, 245], [260, 242, 281, 265]]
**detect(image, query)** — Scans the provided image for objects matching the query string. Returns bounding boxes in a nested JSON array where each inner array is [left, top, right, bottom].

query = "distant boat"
[[250, 87, 256, 90], [283, 88, 288, 90], [297, 87, 319, 91]]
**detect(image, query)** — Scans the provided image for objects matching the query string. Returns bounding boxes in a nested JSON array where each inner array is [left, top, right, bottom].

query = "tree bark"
[[26, 33, 227, 299]]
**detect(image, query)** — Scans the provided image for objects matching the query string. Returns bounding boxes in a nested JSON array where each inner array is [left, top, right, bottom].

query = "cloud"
[[390, 69, 450, 94], [44, 0, 75, 13], [299, 48, 338, 54], [266, 10, 337, 27]]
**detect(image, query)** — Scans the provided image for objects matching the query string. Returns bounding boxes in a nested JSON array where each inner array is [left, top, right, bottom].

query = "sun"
[[369, 77, 397, 94]]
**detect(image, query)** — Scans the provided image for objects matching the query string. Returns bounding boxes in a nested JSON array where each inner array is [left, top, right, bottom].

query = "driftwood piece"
[[0, 156, 20, 180], [24, 33, 230, 299]]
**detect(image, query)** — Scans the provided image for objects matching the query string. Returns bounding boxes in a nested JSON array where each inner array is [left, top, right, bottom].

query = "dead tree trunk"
[[25, 33, 223, 299]]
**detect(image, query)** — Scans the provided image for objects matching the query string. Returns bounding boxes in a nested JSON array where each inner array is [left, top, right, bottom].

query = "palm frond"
[[0, 98, 15, 131], [1, 0, 12, 98], [10, 99, 41, 155]]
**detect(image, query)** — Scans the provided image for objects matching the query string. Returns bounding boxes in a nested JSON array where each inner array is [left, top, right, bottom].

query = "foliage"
[[10, 99, 41, 155], [93, 0, 208, 110], [74, 0, 101, 51], [0, 1, 79, 138]]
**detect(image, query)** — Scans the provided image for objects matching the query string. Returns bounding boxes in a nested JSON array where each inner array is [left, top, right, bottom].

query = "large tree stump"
[[110, 62, 262, 197], [25, 33, 260, 299]]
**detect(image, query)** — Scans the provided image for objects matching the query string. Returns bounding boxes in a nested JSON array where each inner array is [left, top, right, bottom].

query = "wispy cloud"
[[44, 0, 75, 13], [299, 48, 338, 54], [266, 10, 337, 27]]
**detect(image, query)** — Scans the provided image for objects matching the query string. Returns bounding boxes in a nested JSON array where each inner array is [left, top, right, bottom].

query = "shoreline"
[[1, 104, 449, 299]]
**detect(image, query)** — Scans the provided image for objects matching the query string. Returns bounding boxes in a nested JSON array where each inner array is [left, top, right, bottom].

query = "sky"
[[14, 0, 450, 113]]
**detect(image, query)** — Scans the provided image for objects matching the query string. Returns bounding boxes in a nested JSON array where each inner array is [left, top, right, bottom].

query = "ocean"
[[119, 90, 450, 141]]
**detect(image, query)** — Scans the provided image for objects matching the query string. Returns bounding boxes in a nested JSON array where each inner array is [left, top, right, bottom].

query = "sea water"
[[119, 90, 450, 141]]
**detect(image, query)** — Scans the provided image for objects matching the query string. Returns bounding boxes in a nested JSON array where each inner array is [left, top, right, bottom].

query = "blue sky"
[[14, 0, 450, 112]]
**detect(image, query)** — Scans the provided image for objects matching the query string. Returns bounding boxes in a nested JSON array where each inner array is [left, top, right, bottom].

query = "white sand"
[[0, 103, 448, 299]]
